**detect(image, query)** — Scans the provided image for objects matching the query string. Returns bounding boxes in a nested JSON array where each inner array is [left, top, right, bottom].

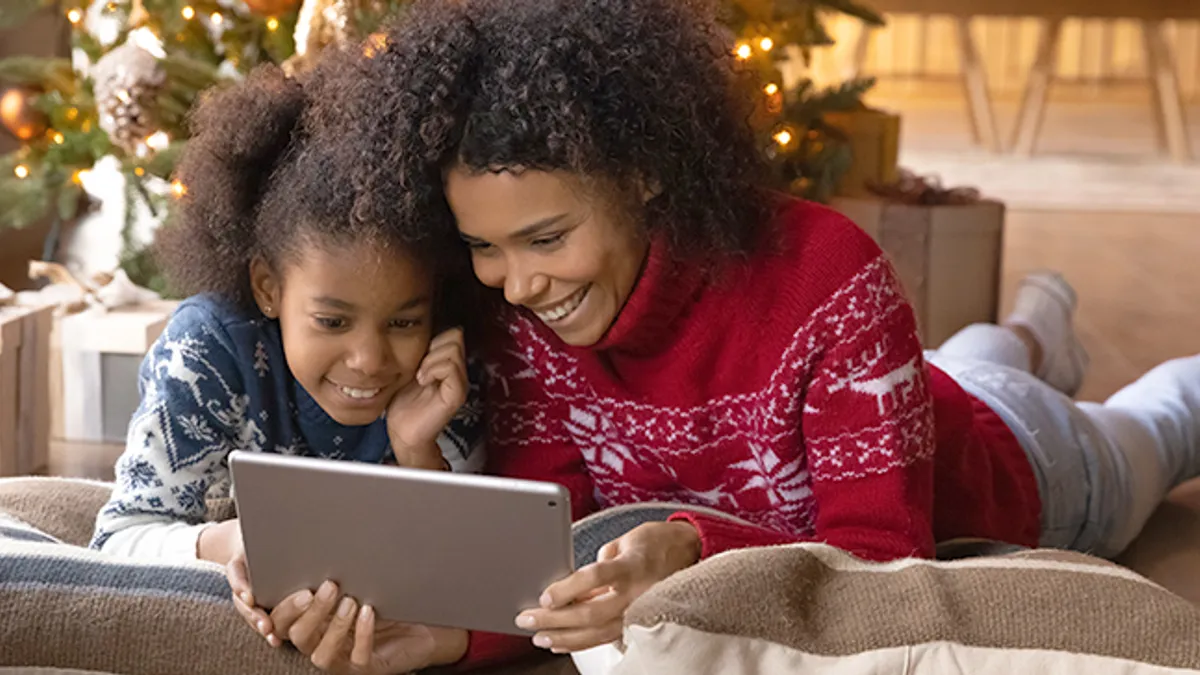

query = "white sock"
[[1004, 272, 1088, 396]]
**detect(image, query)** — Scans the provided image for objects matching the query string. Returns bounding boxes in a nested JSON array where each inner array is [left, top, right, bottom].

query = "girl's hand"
[[386, 327, 467, 470], [515, 522, 702, 653], [270, 580, 469, 674], [221, 522, 285, 648]]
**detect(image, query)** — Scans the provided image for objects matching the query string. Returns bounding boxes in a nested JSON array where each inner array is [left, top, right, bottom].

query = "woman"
[[255, 0, 1200, 671]]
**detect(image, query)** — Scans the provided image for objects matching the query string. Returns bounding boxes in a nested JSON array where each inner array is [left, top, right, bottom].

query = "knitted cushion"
[[615, 543, 1200, 675], [0, 477, 576, 675]]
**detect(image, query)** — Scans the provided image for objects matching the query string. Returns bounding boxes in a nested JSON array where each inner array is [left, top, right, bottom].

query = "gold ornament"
[[244, 0, 300, 15], [0, 87, 49, 141]]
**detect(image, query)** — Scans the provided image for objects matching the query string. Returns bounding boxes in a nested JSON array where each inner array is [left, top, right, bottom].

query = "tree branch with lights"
[[0, 0, 881, 295]]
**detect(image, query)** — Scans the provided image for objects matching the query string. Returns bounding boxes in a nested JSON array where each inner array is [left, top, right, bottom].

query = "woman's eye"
[[316, 317, 346, 330], [531, 232, 565, 247]]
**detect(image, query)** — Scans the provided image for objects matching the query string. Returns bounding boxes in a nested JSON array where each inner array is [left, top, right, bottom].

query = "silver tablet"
[[228, 450, 574, 636]]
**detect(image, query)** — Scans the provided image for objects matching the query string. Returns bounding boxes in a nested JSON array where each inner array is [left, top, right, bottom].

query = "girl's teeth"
[[340, 386, 380, 399]]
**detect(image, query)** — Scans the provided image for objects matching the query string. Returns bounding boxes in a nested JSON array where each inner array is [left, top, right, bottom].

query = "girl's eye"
[[389, 318, 423, 330], [315, 317, 346, 330], [531, 232, 565, 248], [466, 240, 494, 252]]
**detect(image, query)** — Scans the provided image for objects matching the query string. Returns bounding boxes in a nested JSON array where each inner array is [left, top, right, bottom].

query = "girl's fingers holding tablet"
[[350, 605, 375, 669], [282, 580, 339, 653], [309, 596, 358, 671]]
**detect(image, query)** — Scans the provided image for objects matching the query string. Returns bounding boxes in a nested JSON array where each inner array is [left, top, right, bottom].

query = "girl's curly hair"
[[312, 0, 773, 259], [154, 62, 462, 311]]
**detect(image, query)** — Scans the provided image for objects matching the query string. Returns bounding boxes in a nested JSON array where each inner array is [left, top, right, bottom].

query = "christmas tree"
[[0, 0, 881, 295]]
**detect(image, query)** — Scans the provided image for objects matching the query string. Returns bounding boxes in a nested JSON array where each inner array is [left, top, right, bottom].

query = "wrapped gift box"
[[825, 107, 902, 198], [0, 304, 54, 476], [53, 300, 178, 444], [832, 194, 1005, 348]]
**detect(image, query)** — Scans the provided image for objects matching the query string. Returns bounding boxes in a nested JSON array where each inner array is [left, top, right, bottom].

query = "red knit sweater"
[[462, 198, 1041, 667]]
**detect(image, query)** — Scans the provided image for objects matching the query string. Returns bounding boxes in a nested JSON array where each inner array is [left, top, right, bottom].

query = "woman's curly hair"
[[313, 0, 773, 259], [154, 62, 461, 311]]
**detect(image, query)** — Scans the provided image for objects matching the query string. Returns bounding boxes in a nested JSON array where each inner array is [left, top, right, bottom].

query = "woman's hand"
[[516, 521, 702, 653], [386, 327, 468, 470], [219, 520, 285, 648], [269, 580, 469, 674]]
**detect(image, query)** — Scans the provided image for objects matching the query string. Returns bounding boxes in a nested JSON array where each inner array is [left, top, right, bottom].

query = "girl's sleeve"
[[90, 303, 260, 560]]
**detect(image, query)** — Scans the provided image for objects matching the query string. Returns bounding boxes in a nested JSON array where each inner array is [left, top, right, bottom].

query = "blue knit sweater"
[[91, 294, 485, 551]]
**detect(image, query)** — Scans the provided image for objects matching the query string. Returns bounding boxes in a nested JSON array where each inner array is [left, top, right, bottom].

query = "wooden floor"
[[870, 82, 1200, 403]]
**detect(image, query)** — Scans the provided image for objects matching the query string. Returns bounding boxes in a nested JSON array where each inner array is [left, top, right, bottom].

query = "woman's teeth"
[[535, 287, 587, 323], [340, 386, 381, 400]]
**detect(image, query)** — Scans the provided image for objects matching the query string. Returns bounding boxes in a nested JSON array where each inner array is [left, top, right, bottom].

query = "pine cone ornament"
[[90, 41, 166, 153]]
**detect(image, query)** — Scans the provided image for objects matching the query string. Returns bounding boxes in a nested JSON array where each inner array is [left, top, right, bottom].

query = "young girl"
[[283, 0, 1200, 671], [88, 64, 483, 668]]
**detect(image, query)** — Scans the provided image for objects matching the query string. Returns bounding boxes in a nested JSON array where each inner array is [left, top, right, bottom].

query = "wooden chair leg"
[[846, 19, 871, 81], [1010, 17, 1062, 157], [956, 17, 1000, 152], [1142, 19, 1193, 163]]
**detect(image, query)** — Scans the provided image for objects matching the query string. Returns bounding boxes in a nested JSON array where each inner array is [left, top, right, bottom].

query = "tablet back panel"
[[230, 451, 573, 635]]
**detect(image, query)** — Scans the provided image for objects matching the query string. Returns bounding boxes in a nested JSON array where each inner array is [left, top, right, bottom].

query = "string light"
[[65, 107, 78, 121], [266, 17, 279, 31], [171, 179, 187, 197], [52, 132, 65, 144], [145, 130, 170, 151], [773, 129, 793, 146], [363, 32, 388, 57], [66, 8, 82, 23], [734, 43, 752, 60], [210, 12, 223, 25], [14, 165, 29, 179], [72, 169, 90, 185], [764, 83, 779, 96], [759, 37, 774, 51], [181, 6, 195, 19], [134, 167, 145, 177]]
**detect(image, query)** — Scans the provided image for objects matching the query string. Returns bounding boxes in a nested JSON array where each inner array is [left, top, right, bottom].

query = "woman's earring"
[[263, 305, 272, 317]]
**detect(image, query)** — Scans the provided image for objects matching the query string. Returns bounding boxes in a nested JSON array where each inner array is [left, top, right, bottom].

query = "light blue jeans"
[[929, 324, 1200, 558]]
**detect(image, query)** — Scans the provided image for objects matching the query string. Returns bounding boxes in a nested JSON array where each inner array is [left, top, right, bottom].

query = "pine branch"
[[813, 0, 885, 26], [0, 154, 53, 229], [0, 57, 78, 94]]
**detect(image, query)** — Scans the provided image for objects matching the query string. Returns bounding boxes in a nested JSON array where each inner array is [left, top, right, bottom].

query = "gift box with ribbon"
[[0, 300, 54, 476], [831, 170, 1005, 348], [14, 262, 178, 447]]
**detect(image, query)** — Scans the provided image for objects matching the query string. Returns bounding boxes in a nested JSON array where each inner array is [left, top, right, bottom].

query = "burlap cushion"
[[616, 542, 1200, 675], [0, 477, 575, 675]]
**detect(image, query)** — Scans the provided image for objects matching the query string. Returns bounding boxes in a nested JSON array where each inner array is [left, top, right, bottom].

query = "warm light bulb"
[[67, 8, 82, 23], [735, 43, 752, 60], [14, 165, 29, 179], [145, 130, 170, 151], [172, 179, 187, 197], [773, 130, 793, 146], [764, 83, 779, 95], [52, 132, 65, 144], [134, 167, 145, 177], [181, 6, 195, 19], [759, 37, 774, 51], [210, 12, 223, 25], [66, 107, 79, 121], [72, 169, 90, 185], [266, 17, 279, 31]]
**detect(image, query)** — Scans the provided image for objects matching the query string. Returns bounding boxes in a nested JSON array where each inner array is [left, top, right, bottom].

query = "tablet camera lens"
[[548, 501, 557, 507]]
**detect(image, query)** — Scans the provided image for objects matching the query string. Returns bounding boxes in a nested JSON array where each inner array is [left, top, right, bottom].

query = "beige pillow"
[[617, 543, 1200, 675], [0, 477, 576, 675]]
